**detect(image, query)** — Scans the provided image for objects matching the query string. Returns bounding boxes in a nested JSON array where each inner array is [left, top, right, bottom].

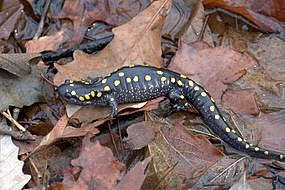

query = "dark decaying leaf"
[[0, 4, 23, 42], [54, 0, 115, 47]]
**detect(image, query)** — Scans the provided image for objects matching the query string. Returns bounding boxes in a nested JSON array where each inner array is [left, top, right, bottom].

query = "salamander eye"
[[64, 79, 71, 84], [65, 92, 72, 99]]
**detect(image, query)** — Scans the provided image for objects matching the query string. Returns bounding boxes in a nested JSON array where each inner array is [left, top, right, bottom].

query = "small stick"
[[1, 111, 26, 132]]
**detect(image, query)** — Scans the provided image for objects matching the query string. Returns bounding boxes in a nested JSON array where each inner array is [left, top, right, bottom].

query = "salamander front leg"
[[107, 95, 118, 119], [83, 77, 103, 84]]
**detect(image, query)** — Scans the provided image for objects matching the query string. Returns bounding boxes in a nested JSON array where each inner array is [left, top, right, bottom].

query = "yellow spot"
[[215, 115, 220, 120], [145, 75, 151, 81], [280, 155, 284, 160], [133, 76, 139, 82], [255, 147, 259, 151], [79, 96, 85, 101], [84, 82, 90, 85], [104, 86, 110, 91], [161, 77, 167, 82], [118, 72, 124, 77], [188, 80, 194, 86], [102, 79, 107, 84], [232, 129, 236, 133], [237, 137, 242, 142], [180, 74, 187, 78], [129, 65, 135, 67], [97, 92, 102, 97], [177, 80, 183, 86], [250, 144, 253, 146], [171, 78, 176, 83], [194, 86, 199, 91], [180, 95, 185, 99], [114, 80, 120, 86], [70, 83, 74, 87], [91, 91, 95, 97], [69, 80, 73, 83], [71, 90, 76, 95], [225, 127, 231, 133], [107, 73, 111, 76], [126, 78, 131, 83], [210, 106, 215, 112], [245, 144, 250, 149], [264, 151, 269, 155], [66, 89, 69, 92], [201, 92, 207, 97], [184, 102, 189, 106], [157, 70, 163, 75], [243, 139, 247, 142], [210, 97, 215, 102], [223, 117, 227, 122], [85, 94, 90, 100]]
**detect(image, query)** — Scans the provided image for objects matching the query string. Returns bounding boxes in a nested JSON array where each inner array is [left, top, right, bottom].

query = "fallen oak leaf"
[[51, 132, 125, 190], [114, 156, 152, 190], [163, 123, 225, 179], [54, 1, 171, 85], [169, 41, 258, 107]]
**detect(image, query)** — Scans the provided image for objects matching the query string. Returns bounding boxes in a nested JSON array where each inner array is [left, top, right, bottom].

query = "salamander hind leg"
[[168, 90, 191, 111]]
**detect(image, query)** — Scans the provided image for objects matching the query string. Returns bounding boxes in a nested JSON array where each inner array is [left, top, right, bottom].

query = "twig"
[[1, 111, 26, 131], [33, 0, 52, 39]]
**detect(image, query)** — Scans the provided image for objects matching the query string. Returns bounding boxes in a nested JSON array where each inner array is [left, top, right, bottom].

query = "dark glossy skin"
[[58, 65, 285, 162]]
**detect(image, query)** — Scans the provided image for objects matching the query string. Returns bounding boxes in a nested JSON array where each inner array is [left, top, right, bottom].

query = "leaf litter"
[[0, 0, 285, 189]]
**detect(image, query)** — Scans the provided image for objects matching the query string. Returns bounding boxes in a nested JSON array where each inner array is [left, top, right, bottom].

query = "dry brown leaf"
[[164, 123, 225, 179], [223, 88, 259, 115], [203, 0, 285, 32], [54, 1, 171, 85], [0, 134, 31, 189], [51, 133, 125, 190], [25, 31, 67, 53], [114, 156, 152, 190], [169, 41, 258, 107], [123, 121, 163, 150]]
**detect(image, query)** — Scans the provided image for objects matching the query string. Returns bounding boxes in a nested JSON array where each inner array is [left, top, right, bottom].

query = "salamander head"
[[58, 80, 96, 106]]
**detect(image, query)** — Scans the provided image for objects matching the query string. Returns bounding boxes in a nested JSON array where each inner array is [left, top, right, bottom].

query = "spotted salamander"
[[58, 65, 285, 162]]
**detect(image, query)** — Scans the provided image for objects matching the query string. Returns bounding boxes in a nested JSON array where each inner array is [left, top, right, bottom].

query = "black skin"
[[58, 65, 285, 162]]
